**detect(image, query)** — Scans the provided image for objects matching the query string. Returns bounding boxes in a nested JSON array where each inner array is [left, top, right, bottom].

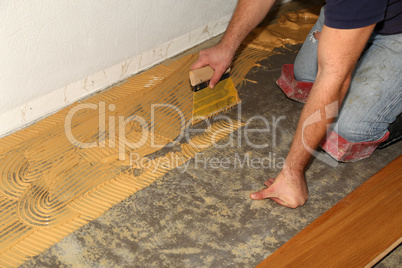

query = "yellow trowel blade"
[[192, 76, 241, 124]]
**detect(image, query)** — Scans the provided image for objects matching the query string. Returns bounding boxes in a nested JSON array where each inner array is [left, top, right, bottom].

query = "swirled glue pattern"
[[0, 9, 317, 267]]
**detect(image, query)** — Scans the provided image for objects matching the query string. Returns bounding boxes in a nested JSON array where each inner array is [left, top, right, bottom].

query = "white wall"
[[0, 0, 289, 137]]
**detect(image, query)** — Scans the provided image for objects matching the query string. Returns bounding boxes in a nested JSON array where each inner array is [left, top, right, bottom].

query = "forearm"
[[220, 0, 276, 55], [284, 74, 349, 172], [191, 0, 275, 87], [284, 24, 375, 173]]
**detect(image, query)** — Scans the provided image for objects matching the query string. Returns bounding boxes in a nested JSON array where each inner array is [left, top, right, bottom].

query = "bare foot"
[[249, 169, 308, 208]]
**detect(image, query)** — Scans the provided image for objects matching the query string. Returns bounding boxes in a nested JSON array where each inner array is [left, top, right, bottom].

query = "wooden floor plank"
[[256, 155, 402, 268]]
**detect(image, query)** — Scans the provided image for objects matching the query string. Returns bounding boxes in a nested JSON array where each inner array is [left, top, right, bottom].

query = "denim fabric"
[[294, 6, 402, 143], [293, 6, 325, 83]]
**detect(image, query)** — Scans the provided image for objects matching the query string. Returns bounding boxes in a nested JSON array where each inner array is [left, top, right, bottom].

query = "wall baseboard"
[[0, 14, 232, 138], [0, 0, 293, 138]]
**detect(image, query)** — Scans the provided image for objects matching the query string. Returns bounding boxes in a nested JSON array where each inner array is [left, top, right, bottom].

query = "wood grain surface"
[[257, 155, 402, 268]]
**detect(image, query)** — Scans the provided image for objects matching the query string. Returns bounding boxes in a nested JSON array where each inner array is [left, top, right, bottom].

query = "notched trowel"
[[189, 66, 241, 125]]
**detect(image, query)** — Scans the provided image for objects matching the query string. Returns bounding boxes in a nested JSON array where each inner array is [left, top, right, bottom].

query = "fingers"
[[264, 178, 275, 188], [250, 178, 290, 207], [191, 60, 225, 89], [191, 49, 213, 70], [190, 55, 208, 70], [209, 68, 225, 89], [250, 171, 308, 208], [250, 188, 291, 208], [250, 187, 275, 200], [252, 178, 276, 200], [190, 44, 233, 88]]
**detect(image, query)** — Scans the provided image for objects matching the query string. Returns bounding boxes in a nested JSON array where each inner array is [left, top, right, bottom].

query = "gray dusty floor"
[[21, 3, 401, 268]]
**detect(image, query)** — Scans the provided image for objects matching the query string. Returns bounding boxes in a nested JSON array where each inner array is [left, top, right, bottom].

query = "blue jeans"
[[294, 6, 402, 143]]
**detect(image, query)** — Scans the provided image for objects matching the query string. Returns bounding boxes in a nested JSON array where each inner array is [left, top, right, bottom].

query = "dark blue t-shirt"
[[324, 0, 402, 34]]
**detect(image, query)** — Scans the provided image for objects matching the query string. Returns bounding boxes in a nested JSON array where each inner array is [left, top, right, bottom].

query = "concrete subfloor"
[[21, 4, 401, 268]]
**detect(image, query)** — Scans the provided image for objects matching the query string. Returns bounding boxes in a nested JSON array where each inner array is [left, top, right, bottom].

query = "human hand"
[[249, 169, 308, 208], [191, 43, 235, 89]]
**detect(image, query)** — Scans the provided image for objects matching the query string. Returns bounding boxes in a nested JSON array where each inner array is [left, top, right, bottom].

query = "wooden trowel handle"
[[189, 66, 231, 87]]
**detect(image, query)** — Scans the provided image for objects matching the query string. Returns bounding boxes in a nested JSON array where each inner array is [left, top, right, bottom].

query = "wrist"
[[282, 158, 305, 177], [217, 38, 238, 59]]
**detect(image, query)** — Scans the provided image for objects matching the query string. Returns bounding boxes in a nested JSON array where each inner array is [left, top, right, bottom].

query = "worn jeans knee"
[[331, 33, 402, 143], [293, 6, 325, 82]]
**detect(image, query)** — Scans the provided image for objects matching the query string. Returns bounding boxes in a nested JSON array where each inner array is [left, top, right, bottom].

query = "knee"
[[293, 33, 320, 82], [293, 53, 317, 82], [336, 121, 366, 143], [322, 115, 390, 162], [321, 124, 389, 162], [334, 117, 388, 143]]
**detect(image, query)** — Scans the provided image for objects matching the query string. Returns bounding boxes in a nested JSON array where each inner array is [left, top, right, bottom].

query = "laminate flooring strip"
[[256, 155, 402, 268]]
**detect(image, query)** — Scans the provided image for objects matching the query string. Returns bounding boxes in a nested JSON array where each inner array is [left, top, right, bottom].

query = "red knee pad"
[[320, 131, 390, 162], [276, 64, 389, 162], [276, 64, 314, 103]]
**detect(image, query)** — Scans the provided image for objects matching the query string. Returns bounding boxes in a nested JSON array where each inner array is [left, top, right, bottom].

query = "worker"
[[191, 0, 402, 208]]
